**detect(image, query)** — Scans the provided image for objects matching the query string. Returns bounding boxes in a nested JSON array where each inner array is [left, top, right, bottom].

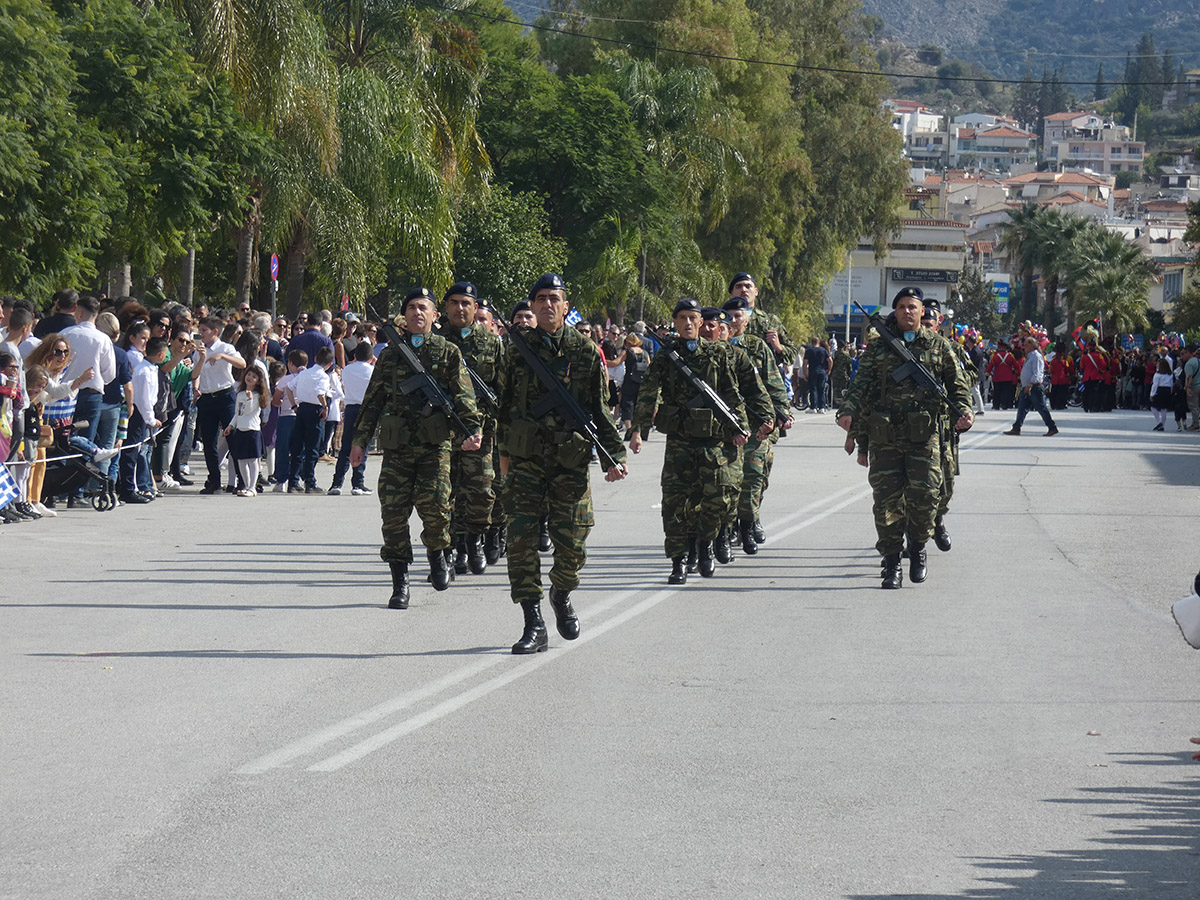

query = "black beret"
[[401, 287, 435, 313], [510, 299, 531, 317], [476, 297, 492, 310], [722, 297, 750, 312], [673, 298, 702, 316], [700, 307, 727, 322], [892, 286, 924, 308], [443, 281, 477, 303], [728, 272, 755, 293], [922, 297, 941, 317], [528, 273, 566, 300]]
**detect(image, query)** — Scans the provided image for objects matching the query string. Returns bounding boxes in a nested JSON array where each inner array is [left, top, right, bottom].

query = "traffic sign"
[[270, 253, 279, 281]]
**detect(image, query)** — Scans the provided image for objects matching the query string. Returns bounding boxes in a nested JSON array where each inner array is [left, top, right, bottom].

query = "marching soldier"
[[497, 274, 627, 655], [728, 272, 798, 367], [441, 282, 502, 575], [350, 287, 483, 609], [836, 287, 973, 590], [921, 298, 976, 552], [630, 299, 773, 585], [723, 296, 793, 555]]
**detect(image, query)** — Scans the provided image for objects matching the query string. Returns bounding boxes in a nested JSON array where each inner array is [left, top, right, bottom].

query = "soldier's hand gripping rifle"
[[493, 309, 626, 474], [367, 302, 473, 437], [662, 347, 751, 439], [855, 300, 972, 427]]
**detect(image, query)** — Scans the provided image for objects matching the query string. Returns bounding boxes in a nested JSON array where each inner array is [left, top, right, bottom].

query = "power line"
[[428, 1, 1185, 87]]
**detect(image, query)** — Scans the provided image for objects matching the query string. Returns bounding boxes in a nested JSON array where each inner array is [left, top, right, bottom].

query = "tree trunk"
[[234, 199, 260, 307], [1021, 270, 1036, 321], [109, 263, 132, 299], [1065, 295, 1076, 338], [285, 224, 308, 320], [180, 248, 196, 308]]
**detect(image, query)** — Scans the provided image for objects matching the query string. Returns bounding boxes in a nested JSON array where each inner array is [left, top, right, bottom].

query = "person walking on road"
[[1004, 338, 1059, 437]]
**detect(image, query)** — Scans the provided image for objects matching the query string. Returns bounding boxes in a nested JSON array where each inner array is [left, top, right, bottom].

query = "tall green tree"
[[0, 0, 121, 298], [999, 204, 1042, 321]]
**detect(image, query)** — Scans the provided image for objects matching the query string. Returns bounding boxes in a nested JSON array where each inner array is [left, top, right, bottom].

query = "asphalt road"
[[3, 407, 1199, 899]]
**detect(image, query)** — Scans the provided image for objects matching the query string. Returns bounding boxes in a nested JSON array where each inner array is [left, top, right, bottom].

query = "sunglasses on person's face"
[[2, 364, 18, 372], [52, 348, 69, 356]]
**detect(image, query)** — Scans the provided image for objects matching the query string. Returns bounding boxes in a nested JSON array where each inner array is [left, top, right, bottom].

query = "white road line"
[[235, 580, 662, 775]]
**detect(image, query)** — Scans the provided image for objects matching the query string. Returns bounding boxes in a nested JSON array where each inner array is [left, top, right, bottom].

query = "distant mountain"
[[862, 0, 1200, 84]]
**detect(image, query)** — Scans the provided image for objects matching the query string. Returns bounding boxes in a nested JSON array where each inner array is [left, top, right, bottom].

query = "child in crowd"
[[271, 349, 306, 492], [289, 346, 333, 493], [263, 360, 285, 483], [1150, 358, 1175, 431], [224, 366, 270, 497]]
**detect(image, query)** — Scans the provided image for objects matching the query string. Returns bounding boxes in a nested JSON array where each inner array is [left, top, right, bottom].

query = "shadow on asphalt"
[[847, 768, 1200, 898], [27, 646, 510, 659]]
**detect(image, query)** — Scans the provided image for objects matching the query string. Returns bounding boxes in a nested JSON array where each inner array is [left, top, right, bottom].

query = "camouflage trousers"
[[662, 437, 739, 558], [505, 455, 594, 603], [450, 421, 496, 535], [936, 426, 959, 520], [376, 443, 452, 563], [867, 437, 944, 556], [737, 435, 773, 521]]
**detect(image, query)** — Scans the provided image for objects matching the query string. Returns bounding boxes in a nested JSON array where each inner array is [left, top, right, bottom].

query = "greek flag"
[[0, 462, 18, 510], [565, 307, 583, 327]]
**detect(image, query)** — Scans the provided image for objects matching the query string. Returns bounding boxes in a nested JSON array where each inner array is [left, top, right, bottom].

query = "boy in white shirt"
[[290, 346, 333, 492], [271, 348, 306, 492]]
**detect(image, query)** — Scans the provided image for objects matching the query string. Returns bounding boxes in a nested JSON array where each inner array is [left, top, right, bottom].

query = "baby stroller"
[[41, 425, 118, 511]]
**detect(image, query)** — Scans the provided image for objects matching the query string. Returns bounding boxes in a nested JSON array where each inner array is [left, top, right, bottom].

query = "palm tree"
[[999, 204, 1043, 321], [1031, 209, 1087, 323], [1061, 225, 1154, 336]]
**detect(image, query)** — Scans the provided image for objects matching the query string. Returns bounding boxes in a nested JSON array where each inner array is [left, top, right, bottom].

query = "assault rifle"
[[433, 320, 499, 413], [367, 303, 473, 437], [492, 309, 626, 473], [662, 346, 751, 439], [855, 301, 971, 425]]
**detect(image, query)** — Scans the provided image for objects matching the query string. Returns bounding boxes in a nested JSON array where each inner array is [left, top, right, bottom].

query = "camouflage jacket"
[[839, 326, 971, 450], [633, 336, 772, 441], [497, 325, 626, 467], [353, 332, 481, 449], [730, 332, 789, 423], [744, 306, 798, 367], [443, 322, 502, 417]]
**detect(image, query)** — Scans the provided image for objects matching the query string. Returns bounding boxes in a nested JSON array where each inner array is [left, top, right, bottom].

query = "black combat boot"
[[387, 561, 410, 609], [698, 540, 715, 578], [686, 536, 698, 574], [752, 519, 766, 544], [538, 516, 552, 552], [467, 533, 487, 575], [933, 519, 951, 552], [497, 523, 508, 557], [512, 600, 548, 655], [714, 527, 731, 564], [453, 534, 469, 574], [484, 526, 502, 565], [881, 553, 903, 589], [548, 586, 580, 640], [428, 548, 453, 591], [739, 518, 758, 555], [669, 557, 687, 585], [909, 542, 928, 584]]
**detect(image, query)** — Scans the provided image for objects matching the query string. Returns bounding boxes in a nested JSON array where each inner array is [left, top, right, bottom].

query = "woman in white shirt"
[[223, 366, 270, 496], [1149, 358, 1175, 431]]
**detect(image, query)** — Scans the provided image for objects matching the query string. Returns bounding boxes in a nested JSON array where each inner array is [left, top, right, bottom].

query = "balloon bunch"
[[952, 323, 981, 346], [1013, 320, 1050, 351], [1073, 320, 1101, 351]]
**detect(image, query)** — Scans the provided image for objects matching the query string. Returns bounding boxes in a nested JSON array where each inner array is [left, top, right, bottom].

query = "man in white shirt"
[[1004, 337, 1059, 437], [192, 316, 240, 493], [290, 345, 334, 492], [330, 341, 375, 495], [61, 295, 117, 443], [118, 337, 166, 503]]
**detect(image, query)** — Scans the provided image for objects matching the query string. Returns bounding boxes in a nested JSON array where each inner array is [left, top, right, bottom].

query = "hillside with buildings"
[[863, 0, 1200, 82]]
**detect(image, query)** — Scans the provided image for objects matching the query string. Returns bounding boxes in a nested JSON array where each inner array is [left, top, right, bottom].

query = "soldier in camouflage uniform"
[[350, 287, 483, 609], [489, 300, 537, 563], [723, 296, 793, 555], [836, 287, 973, 589], [497, 273, 627, 655], [729, 272, 798, 368], [631, 299, 774, 585], [441, 282, 502, 576], [922, 298, 977, 553], [831, 343, 853, 406]]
